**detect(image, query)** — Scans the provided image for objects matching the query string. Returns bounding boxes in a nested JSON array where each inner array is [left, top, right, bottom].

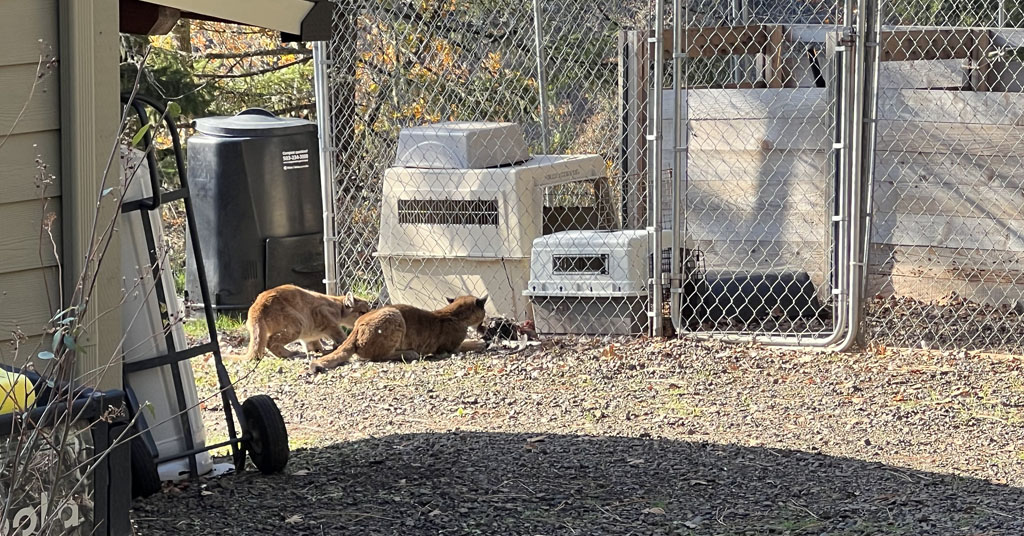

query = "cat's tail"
[[241, 320, 269, 362]]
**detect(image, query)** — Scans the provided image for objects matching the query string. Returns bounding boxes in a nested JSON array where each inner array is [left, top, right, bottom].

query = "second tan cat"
[[309, 295, 488, 373]]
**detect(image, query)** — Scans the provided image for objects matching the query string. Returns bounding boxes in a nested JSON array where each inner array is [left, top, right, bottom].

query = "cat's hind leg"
[[267, 328, 303, 359]]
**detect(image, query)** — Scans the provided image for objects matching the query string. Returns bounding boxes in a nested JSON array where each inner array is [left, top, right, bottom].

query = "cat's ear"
[[344, 293, 355, 308], [476, 295, 488, 308], [446, 297, 455, 304]]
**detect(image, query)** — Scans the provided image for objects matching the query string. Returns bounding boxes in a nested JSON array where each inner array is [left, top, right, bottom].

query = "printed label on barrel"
[[282, 149, 310, 171]]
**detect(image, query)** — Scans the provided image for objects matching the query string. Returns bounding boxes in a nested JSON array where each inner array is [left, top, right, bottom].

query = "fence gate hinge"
[[838, 27, 857, 47], [662, 273, 685, 286]]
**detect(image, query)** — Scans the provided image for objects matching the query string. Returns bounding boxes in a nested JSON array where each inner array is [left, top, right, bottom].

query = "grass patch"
[[346, 276, 384, 302], [173, 270, 186, 296], [183, 312, 247, 339]]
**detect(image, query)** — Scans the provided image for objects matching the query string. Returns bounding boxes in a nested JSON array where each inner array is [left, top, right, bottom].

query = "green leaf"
[[131, 122, 152, 146], [166, 101, 181, 119], [63, 334, 79, 352], [37, 351, 55, 360], [51, 306, 76, 323], [102, 187, 115, 197], [144, 401, 156, 418], [46, 379, 55, 388], [51, 332, 61, 353], [59, 317, 75, 325]]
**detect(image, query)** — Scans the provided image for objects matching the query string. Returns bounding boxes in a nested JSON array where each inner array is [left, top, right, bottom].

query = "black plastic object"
[[0, 365, 131, 536], [130, 434, 162, 499], [701, 271, 823, 321], [185, 108, 324, 311]]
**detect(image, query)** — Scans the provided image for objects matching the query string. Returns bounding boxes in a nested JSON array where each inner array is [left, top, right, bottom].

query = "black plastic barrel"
[[701, 271, 824, 321], [185, 108, 325, 310]]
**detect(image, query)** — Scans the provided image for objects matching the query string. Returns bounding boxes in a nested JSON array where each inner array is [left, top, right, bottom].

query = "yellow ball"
[[0, 371, 37, 414]]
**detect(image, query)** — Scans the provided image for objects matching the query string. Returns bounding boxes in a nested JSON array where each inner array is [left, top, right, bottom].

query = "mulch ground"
[[131, 336, 1024, 535]]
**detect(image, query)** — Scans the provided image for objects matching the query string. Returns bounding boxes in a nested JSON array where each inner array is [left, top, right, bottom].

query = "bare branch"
[[201, 46, 312, 60], [195, 56, 312, 79]]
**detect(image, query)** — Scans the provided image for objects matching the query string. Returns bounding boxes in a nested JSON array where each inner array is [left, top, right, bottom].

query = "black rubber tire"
[[242, 395, 289, 474], [130, 435, 162, 499]]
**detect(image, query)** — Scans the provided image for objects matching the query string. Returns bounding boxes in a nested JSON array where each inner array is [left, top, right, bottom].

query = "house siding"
[[0, 0, 62, 362]]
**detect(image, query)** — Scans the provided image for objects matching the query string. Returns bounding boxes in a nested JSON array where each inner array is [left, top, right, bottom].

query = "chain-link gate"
[[863, 3, 1024, 353], [314, 0, 1024, 351], [658, 0, 855, 344]]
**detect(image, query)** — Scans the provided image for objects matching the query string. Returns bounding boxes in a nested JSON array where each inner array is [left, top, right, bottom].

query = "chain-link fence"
[[316, 0, 1024, 351], [864, 5, 1024, 353], [317, 0, 666, 336]]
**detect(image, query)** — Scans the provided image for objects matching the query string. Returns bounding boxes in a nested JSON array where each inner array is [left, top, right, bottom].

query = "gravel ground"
[[132, 335, 1024, 535]]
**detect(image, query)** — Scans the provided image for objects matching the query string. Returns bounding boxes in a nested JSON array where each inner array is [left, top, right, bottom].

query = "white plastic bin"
[[120, 148, 213, 482], [393, 121, 529, 169]]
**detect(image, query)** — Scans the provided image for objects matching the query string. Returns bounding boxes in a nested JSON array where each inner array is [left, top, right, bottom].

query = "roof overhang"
[[119, 0, 332, 42]]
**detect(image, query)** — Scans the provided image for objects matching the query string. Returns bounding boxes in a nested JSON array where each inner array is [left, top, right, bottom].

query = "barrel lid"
[[194, 108, 316, 137]]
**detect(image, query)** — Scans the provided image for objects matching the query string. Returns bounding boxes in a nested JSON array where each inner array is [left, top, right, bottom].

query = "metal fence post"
[[854, 0, 881, 349], [668, 0, 686, 333], [313, 40, 338, 296], [649, 0, 666, 337], [532, 0, 550, 155]]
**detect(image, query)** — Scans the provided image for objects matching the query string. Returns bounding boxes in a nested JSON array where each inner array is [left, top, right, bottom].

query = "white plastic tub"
[[120, 148, 213, 482], [393, 121, 529, 169]]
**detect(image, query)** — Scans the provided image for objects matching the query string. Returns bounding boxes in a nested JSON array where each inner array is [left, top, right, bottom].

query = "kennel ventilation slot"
[[397, 198, 500, 226], [553, 254, 609, 275]]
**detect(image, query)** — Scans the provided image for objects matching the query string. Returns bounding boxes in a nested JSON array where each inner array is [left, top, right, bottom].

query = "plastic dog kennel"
[[376, 122, 605, 320]]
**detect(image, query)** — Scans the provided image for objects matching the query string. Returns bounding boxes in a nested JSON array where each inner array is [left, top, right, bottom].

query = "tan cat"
[[242, 284, 372, 361], [308, 295, 488, 373]]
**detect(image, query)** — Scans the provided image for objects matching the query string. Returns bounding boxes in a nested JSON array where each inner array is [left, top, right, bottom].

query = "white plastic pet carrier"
[[524, 230, 688, 335], [376, 122, 605, 320]]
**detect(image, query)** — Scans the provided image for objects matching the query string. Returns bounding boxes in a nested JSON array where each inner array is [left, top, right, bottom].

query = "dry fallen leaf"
[[526, 435, 548, 443], [292, 469, 311, 476], [200, 490, 214, 496], [284, 515, 303, 525], [642, 507, 666, 515]]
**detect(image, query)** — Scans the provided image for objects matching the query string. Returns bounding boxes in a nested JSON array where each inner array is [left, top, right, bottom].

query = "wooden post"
[[59, 0, 123, 390], [971, 29, 992, 92], [619, 29, 648, 229], [766, 25, 785, 88]]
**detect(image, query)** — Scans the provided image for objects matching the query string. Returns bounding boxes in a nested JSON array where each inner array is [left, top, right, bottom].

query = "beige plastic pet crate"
[[376, 123, 605, 320]]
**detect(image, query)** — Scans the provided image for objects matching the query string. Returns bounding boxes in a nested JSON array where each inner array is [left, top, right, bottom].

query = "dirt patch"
[[132, 336, 1024, 535]]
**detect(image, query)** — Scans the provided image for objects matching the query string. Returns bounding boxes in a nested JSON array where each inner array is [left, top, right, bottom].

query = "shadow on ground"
[[132, 432, 1024, 535]]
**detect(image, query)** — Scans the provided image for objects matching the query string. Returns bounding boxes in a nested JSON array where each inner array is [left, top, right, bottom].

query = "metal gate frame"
[[658, 0, 881, 349]]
